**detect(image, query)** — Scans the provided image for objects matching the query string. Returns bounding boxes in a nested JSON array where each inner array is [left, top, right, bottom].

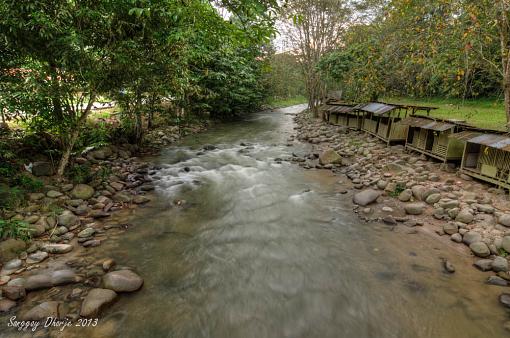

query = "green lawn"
[[268, 95, 308, 109], [384, 97, 506, 131]]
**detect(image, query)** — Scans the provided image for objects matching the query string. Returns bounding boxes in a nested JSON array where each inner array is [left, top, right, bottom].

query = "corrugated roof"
[[449, 131, 483, 141], [450, 131, 510, 151], [359, 102, 397, 115], [399, 116, 455, 131], [322, 104, 355, 114]]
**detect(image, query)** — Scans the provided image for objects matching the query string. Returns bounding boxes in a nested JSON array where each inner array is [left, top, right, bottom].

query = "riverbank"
[[0, 121, 210, 329], [291, 109, 510, 329]]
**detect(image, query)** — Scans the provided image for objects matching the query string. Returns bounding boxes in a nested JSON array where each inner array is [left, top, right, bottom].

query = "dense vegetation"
[[0, 0, 279, 176], [317, 0, 510, 125]]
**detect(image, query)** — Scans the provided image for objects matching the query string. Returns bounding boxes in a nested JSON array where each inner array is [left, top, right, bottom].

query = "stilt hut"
[[399, 116, 467, 162], [450, 131, 510, 190], [321, 103, 363, 130], [359, 102, 409, 144]]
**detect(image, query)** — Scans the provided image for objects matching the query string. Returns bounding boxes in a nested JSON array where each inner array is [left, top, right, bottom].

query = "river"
[[57, 105, 508, 337]]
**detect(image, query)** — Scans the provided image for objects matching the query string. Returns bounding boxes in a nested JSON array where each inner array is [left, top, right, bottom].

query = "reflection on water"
[[56, 105, 509, 337]]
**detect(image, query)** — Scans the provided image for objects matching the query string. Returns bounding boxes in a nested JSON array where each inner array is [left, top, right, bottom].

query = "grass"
[[383, 97, 506, 131], [268, 95, 308, 109]]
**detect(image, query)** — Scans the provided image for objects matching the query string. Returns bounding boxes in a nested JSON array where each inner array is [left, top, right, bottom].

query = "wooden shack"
[[322, 102, 363, 130], [451, 131, 510, 189], [359, 102, 409, 144], [399, 116, 466, 162]]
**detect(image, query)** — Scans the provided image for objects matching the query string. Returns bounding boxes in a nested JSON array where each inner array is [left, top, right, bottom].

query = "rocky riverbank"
[[0, 122, 209, 334], [290, 109, 510, 329]]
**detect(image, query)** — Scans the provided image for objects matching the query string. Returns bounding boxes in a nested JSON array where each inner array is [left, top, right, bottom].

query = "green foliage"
[[389, 183, 406, 198], [265, 52, 306, 103], [0, 184, 25, 210], [67, 164, 93, 184], [0, 219, 31, 242], [498, 248, 508, 258], [12, 175, 44, 192], [94, 166, 112, 182]]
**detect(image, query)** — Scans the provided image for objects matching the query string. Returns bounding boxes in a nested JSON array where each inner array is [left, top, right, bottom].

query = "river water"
[[44, 105, 510, 337]]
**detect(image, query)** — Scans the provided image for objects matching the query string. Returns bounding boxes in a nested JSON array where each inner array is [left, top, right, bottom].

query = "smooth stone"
[[404, 203, 425, 215], [71, 184, 95, 200], [42, 243, 73, 254], [492, 256, 509, 272], [425, 193, 441, 204], [463, 231, 482, 245], [444, 260, 455, 273], [46, 190, 63, 198], [501, 236, 510, 253], [102, 270, 143, 292], [443, 223, 458, 235], [450, 233, 462, 243], [501, 293, 510, 308], [26, 251, 49, 264], [78, 228, 96, 238], [474, 259, 493, 271], [133, 195, 151, 204], [398, 189, 412, 202], [498, 214, 510, 227], [487, 276, 508, 286], [21, 301, 62, 320], [57, 210, 79, 228], [470, 242, 491, 257], [80, 288, 117, 317], [2, 286, 25, 300], [455, 209, 474, 224], [24, 274, 52, 291], [353, 189, 381, 206], [0, 299, 16, 312]]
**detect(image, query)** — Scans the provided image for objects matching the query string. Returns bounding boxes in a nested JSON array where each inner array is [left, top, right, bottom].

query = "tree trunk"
[[56, 95, 96, 177], [505, 80, 510, 129]]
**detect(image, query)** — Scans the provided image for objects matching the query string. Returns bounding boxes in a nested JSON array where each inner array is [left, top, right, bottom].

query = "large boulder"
[[103, 270, 143, 292], [492, 256, 509, 272], [498, 214, 510, 227], [80, 288, 117, 317], [353, 189, 381, 206], [32, 162, 54, 176], [71, 184, 95, 200], [319, 149, 342, 165]]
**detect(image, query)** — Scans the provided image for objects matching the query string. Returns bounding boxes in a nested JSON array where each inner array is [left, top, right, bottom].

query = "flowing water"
[[13, 105, 510, 337]]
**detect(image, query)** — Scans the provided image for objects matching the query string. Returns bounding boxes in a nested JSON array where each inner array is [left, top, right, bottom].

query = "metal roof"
[[322, 104, 356, 114], [399, 117, 455, 131], [450, 131, 510, 151], [359, 102, 397, 115]]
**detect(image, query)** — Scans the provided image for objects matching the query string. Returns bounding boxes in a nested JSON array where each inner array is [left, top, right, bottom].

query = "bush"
[[67, 163, 93, 184], [0, 219, 31, 241], [0, 184, 26, 210], [12, 174, 44, 192]]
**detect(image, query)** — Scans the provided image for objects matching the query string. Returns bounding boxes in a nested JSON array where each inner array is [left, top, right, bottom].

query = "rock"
[[498, 214, 510, 227], [103, 270, 143, 292], [57, 210, 79, 228], [89, 210, 110, 218], [376, 180, 388, 190], [470, 242, 491, 257], [404, 203, 425, 215], [398, 189, 413, 202], [488, 276, 508, 286], [51, 270, 79, 285], [425, 193, 441, 204], [319, 149, 342, 165], [450, 233, 462, 243], [501, 293, 510, 308], [474, 259, 493, 271], [80, 288, 117, 317], [28, 193, 45, 201], [0, 299, 16, 312], [443, 223, 458, 235], [78, 227, 96, 238], [0, 239, 26, 263], [26, 251, 49, 264], [83, 239, 101, 247], [2, 258, 22, 272], [443, 260, 455, 273], [502, 236, 510, 253], [2, 286, 25, 300], [0, 275, 10, 285], [113, 192, 132, 203], [71, 184, 95, 200], [32, 162, 54, 176], [24, 274, 52, 290], [492, 257, 509, 272], [455, 209, 474, 224], [46, 190, 63, 198], [42, 243, 73, 254], [110, 182, 124, 191], [463, 231, 482, 245], [133, 195, 151, 204], [382, 215, 397, 225], [22, 301, 62, 320], [353, 189, 381, 206], [102, 259, 115, 272], [25, 215, 40, 224]]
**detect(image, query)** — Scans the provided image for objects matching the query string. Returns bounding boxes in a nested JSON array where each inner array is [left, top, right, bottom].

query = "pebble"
[[103, 270, 143, 292]]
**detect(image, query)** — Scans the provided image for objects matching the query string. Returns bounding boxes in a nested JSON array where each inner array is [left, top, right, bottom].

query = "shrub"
[[0, 184, 26, 210], [67, 164, 93, 184], [0, 219, 32, 241]]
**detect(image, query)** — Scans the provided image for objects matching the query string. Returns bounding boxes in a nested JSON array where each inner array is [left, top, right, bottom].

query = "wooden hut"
[[321, 102, 363, 130], [399, 116, 466, 162], [359, 102, 409, 144], [451, 130, 510, 189]]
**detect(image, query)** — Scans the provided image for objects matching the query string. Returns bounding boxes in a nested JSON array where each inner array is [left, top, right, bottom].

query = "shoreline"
[[290, 108, 510, 329]]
